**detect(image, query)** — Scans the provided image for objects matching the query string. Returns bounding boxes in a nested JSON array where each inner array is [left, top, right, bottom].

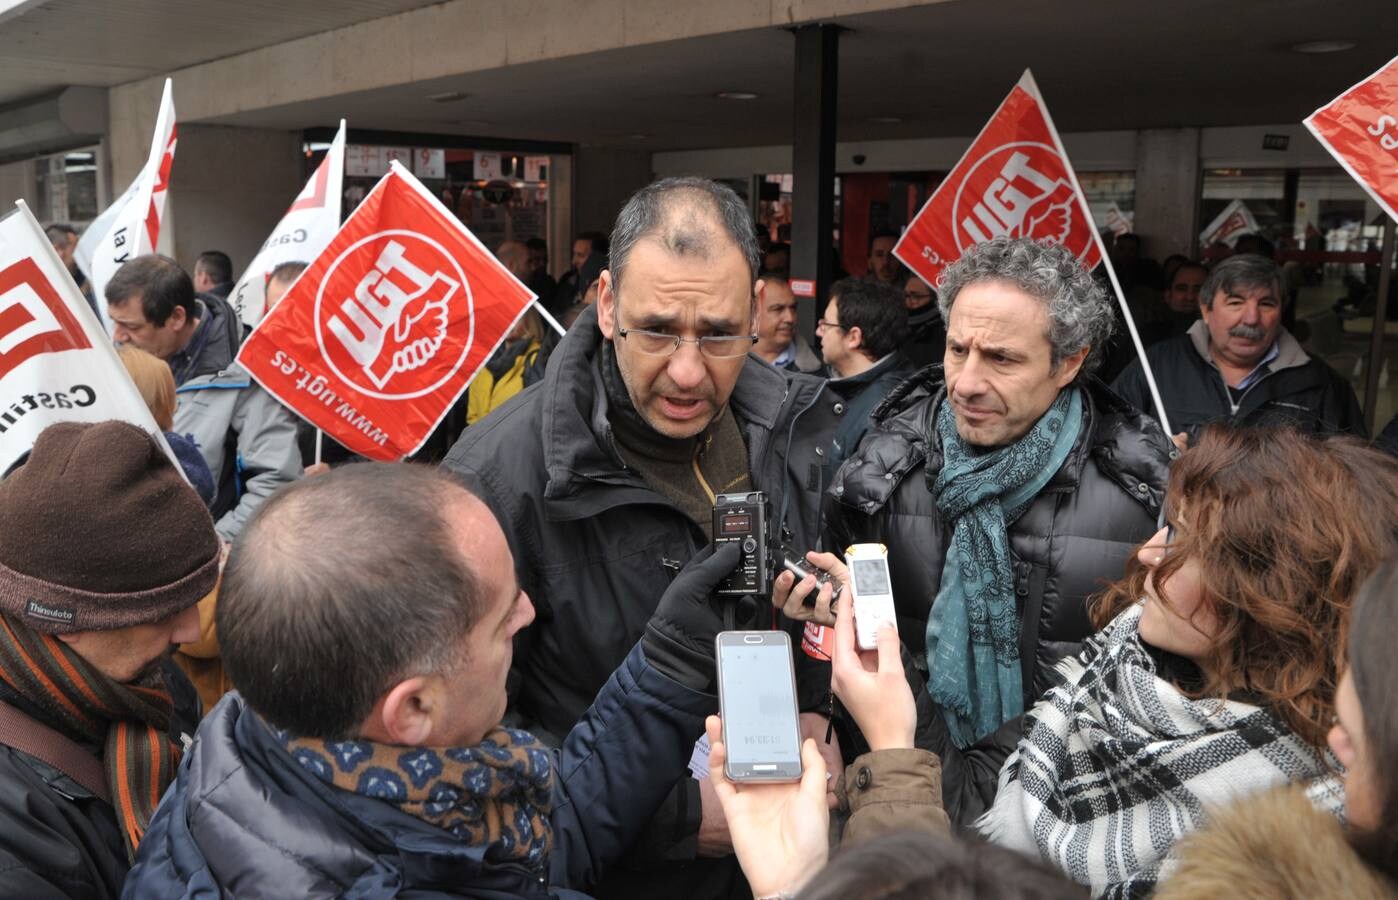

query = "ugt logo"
[[0, 257, 91, 381], [950, 143, 1092, 260], [315, 230, 475, 399]]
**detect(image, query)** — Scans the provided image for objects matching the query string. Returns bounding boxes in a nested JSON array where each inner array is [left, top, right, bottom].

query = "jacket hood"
[[833, 365, 1172, 515], [536, 304, 826, 517], [171, 293, 244, 385], [137, 692, 516, 898], [1156, 786, 1394, 900]]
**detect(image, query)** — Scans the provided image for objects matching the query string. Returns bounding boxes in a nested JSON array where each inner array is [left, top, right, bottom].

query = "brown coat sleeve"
[[840, 748, 950, 846]]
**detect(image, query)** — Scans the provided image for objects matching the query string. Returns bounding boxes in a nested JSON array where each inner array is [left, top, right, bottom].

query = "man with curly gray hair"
[[781, 236, 1173, 827]]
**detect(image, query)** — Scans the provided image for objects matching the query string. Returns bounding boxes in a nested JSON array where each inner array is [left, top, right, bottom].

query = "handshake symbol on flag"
[[326, 239, 456, 391]]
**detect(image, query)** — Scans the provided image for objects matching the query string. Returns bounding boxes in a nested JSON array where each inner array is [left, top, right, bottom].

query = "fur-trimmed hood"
[[1156, 786, 1395, 900]]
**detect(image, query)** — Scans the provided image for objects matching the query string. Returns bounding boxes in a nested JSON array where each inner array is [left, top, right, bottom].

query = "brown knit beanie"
[[0, 420, 221, 633]]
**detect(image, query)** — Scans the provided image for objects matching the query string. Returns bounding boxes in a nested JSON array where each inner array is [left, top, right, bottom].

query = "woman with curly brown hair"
[[712, 424, 1398, 900], [976, 425, 1398, 897], [1156, 559, 1398, 899]]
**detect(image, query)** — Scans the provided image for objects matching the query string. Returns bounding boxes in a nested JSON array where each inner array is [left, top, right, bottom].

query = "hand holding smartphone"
[[715, 631, 803, 782]]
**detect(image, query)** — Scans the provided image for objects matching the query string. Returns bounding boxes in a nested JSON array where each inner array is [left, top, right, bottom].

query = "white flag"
[[230, 120, 346, 325], [0, 201, 174, 475], [78, 78, 176, 331]]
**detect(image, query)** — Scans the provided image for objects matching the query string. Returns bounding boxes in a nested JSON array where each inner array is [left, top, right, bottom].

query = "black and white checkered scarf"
[[977, 603, 1344, 899]]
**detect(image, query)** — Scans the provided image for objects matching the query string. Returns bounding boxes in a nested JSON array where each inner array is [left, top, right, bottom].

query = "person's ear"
[[167, 304, 187, 330], [1054, 346, 1090, 388], [751, 279, 765, 331], [597, 270, 617, 339], [846, 325, 864, 351], [375, 676, 436, 746]]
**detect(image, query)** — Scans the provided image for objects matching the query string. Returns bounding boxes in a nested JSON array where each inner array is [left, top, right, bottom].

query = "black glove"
[[642, 542, 743, 692]]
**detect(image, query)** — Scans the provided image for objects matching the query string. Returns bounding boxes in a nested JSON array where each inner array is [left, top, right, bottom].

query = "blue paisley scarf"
[[278, 726, 555, 869], [926, 386, 1083, 748]]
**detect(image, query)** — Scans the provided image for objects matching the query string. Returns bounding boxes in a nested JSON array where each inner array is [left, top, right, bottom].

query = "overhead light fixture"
[[716, 91, 760, 100], [628, 133, 650, 140], [867, 116, 902, 124], [1291, 40, 1356, 54], [427, 90, 470, 103]]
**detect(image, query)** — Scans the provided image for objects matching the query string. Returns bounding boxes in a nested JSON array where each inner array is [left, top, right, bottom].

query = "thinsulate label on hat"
[[24, 599, 75, 626]]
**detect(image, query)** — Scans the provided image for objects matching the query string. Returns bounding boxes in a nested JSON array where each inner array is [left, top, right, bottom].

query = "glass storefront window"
[[325, 144, 554, 252], [1078, 170, 1136, 236], [34, 147, 100, 226]]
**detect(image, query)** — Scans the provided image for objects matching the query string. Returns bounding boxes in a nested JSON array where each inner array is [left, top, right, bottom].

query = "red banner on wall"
[[1305, 54, 1398, 223], [894, 70, 1103, 288], [237, 161, 535, 460]]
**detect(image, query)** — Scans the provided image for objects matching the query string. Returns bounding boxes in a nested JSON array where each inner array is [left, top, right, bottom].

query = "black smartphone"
[[715, 630, 803, 782]]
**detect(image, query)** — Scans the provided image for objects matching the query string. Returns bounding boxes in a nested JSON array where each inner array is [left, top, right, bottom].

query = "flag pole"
[[1362, 216, 1395, 431], [314, 428, 324, 466], [1022, 69, 1174, 438], [534, 299, 567, 336]]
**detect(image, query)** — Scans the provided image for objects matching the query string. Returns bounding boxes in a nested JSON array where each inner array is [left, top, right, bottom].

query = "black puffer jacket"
[[825, 367, 1172, 824], [441, 306, 842, 899]]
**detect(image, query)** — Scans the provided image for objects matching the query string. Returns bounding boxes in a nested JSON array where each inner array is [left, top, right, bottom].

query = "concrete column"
[[573, 146, 652, 236], [0, 158, 39, 213], [789, 23, 840, 342], [160, 124, 303, 277], [1133, 128, 1201, 260]]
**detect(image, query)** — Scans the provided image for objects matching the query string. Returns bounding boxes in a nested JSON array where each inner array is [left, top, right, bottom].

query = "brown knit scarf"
[[0, 613, 180, 861]]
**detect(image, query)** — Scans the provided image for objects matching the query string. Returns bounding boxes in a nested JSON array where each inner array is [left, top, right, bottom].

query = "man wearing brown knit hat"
[[0, 420, 221, 899]]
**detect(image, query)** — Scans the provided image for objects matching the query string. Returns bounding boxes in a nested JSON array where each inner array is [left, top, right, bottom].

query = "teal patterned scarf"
[[926, 387, 1083, 747], [277, 726, 555, 869]]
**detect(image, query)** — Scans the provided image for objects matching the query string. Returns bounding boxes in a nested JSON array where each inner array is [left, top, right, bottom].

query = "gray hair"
[[1198, 253, 1282, 310], [936, 237, 1114, 375], [219, 463, 482, 740], [608, 176, 760, 299]]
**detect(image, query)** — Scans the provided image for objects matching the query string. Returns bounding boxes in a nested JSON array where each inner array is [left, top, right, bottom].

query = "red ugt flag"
[[894, 70, 1103, 287], [238, 161, 536, 460], [1305, 54, 1398, 223]]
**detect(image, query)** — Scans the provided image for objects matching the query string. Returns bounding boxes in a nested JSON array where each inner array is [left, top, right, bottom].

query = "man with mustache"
[[1114, 253, 1365, 439], [442, 177, 842, 900]]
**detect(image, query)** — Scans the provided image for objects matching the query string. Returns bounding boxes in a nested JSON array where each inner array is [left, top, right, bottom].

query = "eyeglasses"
[[617, 326, 758, 359], [815, 319, 844, 332], [904, 291, 932, 303]]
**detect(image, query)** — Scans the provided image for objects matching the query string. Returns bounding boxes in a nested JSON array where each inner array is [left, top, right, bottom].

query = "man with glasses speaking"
[[443, 177, 841, 900]]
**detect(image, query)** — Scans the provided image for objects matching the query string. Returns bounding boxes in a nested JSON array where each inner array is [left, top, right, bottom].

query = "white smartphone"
[[845, 543, 897, 651], [715, 631, 803, 782]]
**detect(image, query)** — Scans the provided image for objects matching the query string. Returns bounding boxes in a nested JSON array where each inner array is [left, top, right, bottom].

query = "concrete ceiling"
[[0, 0, 448, 106], [2, 0, 1394, 152], [197, 0, 1397, 150]]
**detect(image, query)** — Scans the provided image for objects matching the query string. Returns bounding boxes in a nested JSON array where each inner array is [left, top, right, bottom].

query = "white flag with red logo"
[[1199, 199, 1261, 248], [0, 201, 170, 475], [894, 70, 1104, 287], [237, 161, 536, 460], [77, 78, 176, 332], [1304, 53, 1398, 223], [230, 120, 347, 326]]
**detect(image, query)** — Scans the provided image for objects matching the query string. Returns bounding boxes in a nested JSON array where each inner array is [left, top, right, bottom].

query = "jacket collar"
[[828, 352, 906, 391], [170, 295, 244, 385], [845, 366, 1169, 513], [1186, 319, 1310, 377]]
